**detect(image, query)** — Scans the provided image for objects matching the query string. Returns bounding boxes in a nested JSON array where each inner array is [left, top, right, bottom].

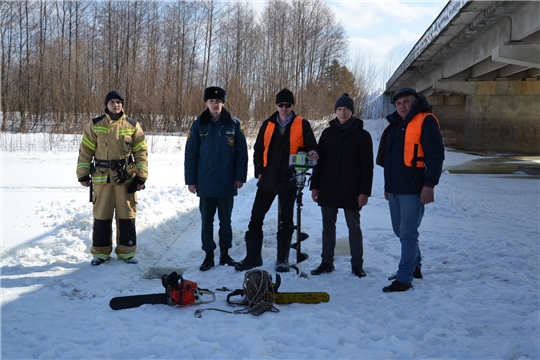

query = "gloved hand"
[[127, 176, 145, 194], [78, 175, 91, 182], [79, 175, 91, 187], [113, 164, 130, 184]]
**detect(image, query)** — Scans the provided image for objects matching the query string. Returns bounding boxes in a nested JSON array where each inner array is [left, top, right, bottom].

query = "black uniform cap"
[[204, 86, 226, 102]]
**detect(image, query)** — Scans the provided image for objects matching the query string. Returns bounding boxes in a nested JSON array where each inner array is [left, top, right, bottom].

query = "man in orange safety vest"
[[377, 87, 445, 292], [235, 88, 318, 273]]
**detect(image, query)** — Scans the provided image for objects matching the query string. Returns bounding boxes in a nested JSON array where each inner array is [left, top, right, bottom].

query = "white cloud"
[[244, 0, 448, 86], [327, 0, 448, 85], [327, 2, 387, 30], [348, 28, 424, 63], [329, 1, 446, 34]]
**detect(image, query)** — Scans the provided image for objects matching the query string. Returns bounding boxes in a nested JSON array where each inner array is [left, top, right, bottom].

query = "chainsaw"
[[109, 271, 215, 310]]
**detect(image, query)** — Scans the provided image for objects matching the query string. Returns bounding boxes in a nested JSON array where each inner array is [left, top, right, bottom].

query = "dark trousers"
[[247, 187, 297, 241], [320, 206, 364, 267], [199, 197, 234, 253]]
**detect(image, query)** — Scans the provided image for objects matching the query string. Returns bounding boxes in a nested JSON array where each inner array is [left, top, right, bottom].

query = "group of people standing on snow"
[[76, 86, 444, 293]]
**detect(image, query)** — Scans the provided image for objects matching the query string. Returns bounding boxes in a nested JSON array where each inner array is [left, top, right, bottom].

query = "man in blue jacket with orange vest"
[[235, 88, 318, 272], [376, 88, 444, 292]]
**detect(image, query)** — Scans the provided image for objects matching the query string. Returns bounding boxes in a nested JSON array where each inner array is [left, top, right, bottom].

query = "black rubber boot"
[[275, 238, 291, 273], [199, 251, 214, 271], [219, 247, 236, 266], [234, 233, 263, 271]]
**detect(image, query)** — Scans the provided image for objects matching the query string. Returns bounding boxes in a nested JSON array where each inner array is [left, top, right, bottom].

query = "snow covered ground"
[[1, 120, 539, 359]]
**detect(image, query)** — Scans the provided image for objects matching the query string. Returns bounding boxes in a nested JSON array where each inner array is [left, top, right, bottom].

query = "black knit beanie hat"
[[275, 88, 295, 104], [334, 93, 354, 114], [104, 90, 124, 106], [204, 86, 226, 102]]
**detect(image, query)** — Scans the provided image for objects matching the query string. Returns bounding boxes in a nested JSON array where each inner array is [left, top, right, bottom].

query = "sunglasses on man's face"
[[277, 103, 292, 108]]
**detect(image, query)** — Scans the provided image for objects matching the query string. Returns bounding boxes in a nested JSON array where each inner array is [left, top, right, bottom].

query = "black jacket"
[[253, 111, 318, 193], [310, 117, 374, 210], [377, 94, 445, 194]]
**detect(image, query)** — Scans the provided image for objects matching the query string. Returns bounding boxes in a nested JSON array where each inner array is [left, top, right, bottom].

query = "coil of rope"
[[241, 269, 279, 316], [195, 269, 279, 317]]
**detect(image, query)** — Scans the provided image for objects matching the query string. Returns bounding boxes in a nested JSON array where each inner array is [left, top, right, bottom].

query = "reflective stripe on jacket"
[[76, 111, 148, 184], [262, 116, 304, 167]]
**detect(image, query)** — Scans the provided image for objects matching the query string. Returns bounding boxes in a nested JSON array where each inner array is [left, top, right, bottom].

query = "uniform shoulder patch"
[[92, 115, 105, 125]]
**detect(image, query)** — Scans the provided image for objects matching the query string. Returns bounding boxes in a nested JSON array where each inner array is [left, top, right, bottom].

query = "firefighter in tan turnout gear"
[[77, 90, 148, 265]]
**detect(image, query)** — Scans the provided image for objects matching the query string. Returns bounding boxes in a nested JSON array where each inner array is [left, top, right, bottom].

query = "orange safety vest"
[[404, 112, 440, 168], [263, 116, 304, 167]]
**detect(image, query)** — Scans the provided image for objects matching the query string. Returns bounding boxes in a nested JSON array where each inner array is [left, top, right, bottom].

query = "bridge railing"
[[386, 0, 470, 91]]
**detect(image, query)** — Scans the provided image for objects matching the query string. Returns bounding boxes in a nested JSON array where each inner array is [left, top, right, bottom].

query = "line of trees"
[[1, 0, 378, 136]]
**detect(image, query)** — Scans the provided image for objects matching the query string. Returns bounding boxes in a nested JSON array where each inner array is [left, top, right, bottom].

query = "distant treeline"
[[1, 0, 378, 136]]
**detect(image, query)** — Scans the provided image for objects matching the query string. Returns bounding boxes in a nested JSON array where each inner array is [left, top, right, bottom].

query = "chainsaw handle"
[[194, 288, 216, 304], [267, 274, 282, 302], [226, 289, 244, 304]]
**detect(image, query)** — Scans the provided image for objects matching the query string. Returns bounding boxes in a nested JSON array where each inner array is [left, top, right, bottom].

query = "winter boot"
[[234, 234, 263, 272], [387, 266, 423, 281], [383, 280, 412, 293], [351, 266, 366, 278], [310, 262, 334, 275], [123, 256, 139, 264], [219, 246, 236, 266], [275, 238, 291, 273], [91, 256, 111, 266], [199, 251, 215, 271], [117, 253, 138, 264]]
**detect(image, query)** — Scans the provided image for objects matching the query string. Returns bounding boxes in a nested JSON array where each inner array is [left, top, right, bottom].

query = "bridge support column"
[[433, 80, 540, 155], [464, 93, 540, 154], [428, 95, 466, 135]]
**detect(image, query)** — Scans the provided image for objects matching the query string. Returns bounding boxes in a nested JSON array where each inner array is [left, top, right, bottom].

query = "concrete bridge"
[[385, 0, 540, 155]]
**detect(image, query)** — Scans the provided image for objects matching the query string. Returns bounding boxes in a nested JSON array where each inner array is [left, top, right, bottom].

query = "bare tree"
[[1, 1, 17, 131], [200, 0, 218, 89], [213, 1, 259, 123], [350, 54, 378, 119], [0, 0, 355, 135], [256, 0, 293, 117], [258, 0, 346, 120]]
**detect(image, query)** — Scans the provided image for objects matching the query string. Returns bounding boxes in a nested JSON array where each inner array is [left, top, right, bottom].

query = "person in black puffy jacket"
[[310, 93, 373, 278]]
